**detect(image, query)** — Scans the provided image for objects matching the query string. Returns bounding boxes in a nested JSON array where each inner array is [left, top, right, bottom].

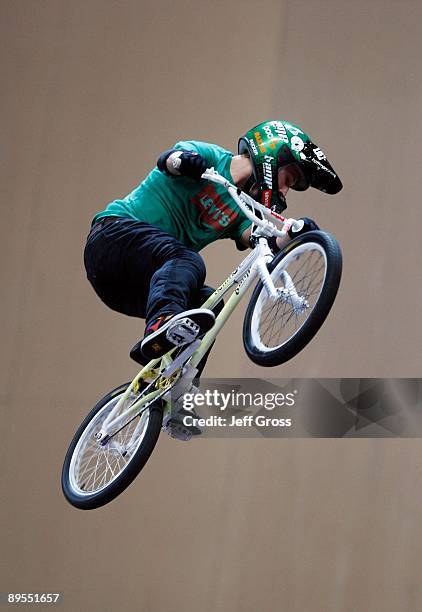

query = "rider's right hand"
[[178, 151, 208, 180]]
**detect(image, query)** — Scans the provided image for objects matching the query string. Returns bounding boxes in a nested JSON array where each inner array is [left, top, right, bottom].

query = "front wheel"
[[62, 382, 163, 509], [243, 231, 342, 367]]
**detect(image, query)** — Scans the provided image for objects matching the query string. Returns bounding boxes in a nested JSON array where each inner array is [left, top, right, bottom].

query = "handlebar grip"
[[291, 219, 305, 233]]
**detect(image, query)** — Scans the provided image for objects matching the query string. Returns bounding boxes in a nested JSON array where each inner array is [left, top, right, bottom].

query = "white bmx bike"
[[62, 169, 342, 509]]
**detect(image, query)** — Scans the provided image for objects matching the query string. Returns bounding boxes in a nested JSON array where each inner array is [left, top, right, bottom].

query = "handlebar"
[[201, 168, 303, 237]]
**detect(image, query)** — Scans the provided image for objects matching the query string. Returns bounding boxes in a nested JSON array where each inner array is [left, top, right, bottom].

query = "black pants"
[[84, 217, 223, 371]]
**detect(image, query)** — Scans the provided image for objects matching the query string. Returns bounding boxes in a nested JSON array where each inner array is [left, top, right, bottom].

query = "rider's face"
[[248, 163, 302, 203], [278, 164, 302, 197]]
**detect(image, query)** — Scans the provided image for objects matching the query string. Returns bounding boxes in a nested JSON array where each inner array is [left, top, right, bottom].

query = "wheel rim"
[[251, 242, 327, 352], [68, 391, 150, 497]]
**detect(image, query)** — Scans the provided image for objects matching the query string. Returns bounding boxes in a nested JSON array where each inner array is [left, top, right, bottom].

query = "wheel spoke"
[[68, 388, 152, 496]]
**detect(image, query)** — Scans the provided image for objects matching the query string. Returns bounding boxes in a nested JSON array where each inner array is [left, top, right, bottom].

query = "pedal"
[[162, 406, 203, 441], [164, 421, 193, 442], [166, 317, 200, 346]]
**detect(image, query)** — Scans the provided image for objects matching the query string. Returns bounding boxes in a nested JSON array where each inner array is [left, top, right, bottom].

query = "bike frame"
[[96, 169, 303, 442]]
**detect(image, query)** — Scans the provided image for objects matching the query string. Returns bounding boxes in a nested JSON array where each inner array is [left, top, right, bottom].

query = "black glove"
[[157, 149, 207, 180], [178, 151, 208, 180], [287, 217, 320, 239]]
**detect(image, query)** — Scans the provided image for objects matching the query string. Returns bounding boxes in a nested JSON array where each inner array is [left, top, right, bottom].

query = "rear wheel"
[[243, 231, 342, 366], [62, 382, 163, 509]]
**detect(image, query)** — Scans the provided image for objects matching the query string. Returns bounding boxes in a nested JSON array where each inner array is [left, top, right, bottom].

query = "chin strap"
[[243, 174, 257, 195]]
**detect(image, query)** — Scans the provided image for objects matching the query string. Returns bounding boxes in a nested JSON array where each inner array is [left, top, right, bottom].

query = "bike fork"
[[254, 243, 308, 312]]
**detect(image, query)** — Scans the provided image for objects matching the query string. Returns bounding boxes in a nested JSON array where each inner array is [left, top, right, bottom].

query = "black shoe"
[[139, 308, 215, 361], [130, 315, 174, 365], [129, 341, 150, 366]]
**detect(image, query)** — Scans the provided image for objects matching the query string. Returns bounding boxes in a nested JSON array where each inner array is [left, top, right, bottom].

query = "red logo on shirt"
[[191, 185, 238, 231]]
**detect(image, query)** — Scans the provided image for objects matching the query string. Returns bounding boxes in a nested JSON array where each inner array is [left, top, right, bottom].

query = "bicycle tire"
[[243, 231, 342, 366], [62, 382, 163, 510]]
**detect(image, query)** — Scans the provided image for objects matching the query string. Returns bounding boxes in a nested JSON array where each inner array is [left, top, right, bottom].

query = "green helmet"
[[238, 120, 343, 212]]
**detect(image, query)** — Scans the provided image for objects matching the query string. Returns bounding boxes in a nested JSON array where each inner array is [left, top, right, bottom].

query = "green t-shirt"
[[93, 141, 251, 252]]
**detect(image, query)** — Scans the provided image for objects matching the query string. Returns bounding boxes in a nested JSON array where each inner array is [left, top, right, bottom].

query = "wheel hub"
[[276, 287, 309, 314]]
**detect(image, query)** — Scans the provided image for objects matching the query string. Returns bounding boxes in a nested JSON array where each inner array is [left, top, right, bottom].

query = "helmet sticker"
[[272, 121, 289, 142], [284, 123, 304, 136], [313, 147, 326, 160], [291, 136, 304, 152], [263, 155, 273, 189], [262, 190, 272, 207], [254, 131, 266, 153], [263, 124, 275, 140], [248, 138, 258, 156]]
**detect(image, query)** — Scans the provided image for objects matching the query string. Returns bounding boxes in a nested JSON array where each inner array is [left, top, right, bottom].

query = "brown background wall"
[[1, 1, 422, 610]]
